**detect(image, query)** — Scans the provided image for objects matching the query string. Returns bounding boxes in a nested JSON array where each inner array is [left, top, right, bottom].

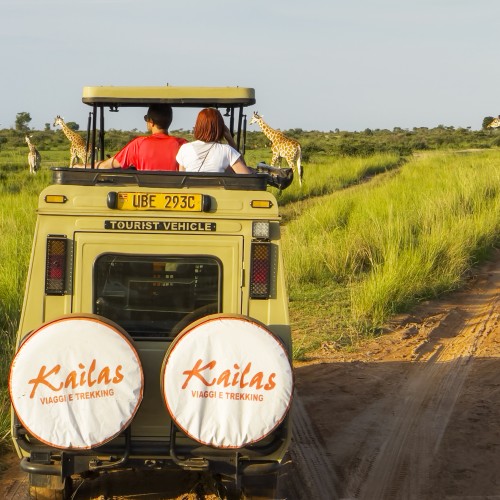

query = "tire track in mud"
[[0, 478, 28, 500], [341, 290, 500, 499], [0, 459, 28, 500], [285, 394, 341, 499]]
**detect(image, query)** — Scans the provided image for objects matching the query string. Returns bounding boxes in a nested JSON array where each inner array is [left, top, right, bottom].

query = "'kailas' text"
[[28, 359, 124, 398], [182, 359, 276, 391]]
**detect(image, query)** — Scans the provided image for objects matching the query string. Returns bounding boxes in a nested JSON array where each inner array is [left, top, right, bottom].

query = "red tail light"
[[45, 236, 67, 295], [250, 242, 271, 299]]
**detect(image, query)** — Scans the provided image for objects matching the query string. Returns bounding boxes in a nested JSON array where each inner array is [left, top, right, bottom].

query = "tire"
[[28, 474, 72, 500], [169, 303, 218, 337]]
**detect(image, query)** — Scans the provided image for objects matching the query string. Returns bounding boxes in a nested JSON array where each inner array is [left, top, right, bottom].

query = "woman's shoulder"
[[178, 140, 198, 150], [183, 140, 205, 147]]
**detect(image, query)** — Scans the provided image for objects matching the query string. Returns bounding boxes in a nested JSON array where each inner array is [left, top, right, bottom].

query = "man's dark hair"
[[146, 104, 173, 130]]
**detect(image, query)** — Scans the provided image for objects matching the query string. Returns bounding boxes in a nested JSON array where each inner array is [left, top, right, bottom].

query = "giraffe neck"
[[258, 119, 281, 142], [26, 138, 35, 152], [59, 121, 80, 144]]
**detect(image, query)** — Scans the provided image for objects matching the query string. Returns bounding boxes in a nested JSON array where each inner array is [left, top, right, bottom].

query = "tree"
[[15, 112, 32, 132], [66, 122, 80, 131], [482, 116, 495, 130], [44, 123, 51, 131]]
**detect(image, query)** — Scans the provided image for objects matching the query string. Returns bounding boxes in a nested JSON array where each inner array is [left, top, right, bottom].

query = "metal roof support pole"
[[85, 112, 92, 168], [237, 106, 244, 152], [99, 106, 105, 162], [91, 105, 97, 168]]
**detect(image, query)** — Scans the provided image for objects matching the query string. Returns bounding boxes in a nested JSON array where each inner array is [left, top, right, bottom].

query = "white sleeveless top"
[[176, 141, 241, 173]]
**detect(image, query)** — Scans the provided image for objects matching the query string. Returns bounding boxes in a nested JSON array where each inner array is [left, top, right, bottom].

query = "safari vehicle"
[[9, 86, 293, 499]]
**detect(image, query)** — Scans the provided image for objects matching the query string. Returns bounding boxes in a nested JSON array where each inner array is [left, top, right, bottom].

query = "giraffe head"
[[25, 134, 31, 145], [249, 111, 263, 126], [53, 115, 64, 128]]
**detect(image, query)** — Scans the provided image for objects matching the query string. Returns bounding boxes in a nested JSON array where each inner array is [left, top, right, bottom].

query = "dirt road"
[[294, 247, 500, 499], [2, 249, 500, 499]]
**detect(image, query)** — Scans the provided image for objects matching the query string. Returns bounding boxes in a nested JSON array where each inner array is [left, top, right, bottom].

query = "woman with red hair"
[[176, 108, 252, 173]]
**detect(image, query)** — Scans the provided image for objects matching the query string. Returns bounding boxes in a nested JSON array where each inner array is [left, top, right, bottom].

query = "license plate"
[[115, 192, 206, 212]]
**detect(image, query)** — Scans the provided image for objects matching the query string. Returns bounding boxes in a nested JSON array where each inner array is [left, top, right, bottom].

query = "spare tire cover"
[[9, 314, 143, 450], [161, 314, 293, 448]]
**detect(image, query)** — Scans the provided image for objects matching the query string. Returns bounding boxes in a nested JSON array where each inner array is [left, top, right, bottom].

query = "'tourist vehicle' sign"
[[161, 314, 293, 448], [9, 315, 144, 449], [104, 220, 216, 231]]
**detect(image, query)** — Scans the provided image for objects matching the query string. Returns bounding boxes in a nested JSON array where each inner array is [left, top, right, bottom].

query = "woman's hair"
[[194, 108, 225, 142]]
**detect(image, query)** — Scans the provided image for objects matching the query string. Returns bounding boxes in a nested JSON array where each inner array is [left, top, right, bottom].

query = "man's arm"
[[96, 156, 122, 169]]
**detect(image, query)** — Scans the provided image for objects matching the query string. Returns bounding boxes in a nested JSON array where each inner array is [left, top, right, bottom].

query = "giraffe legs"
[[70, 149, 87, 167], [272, 148, 303, 187], [282, 154, 302, 187], [286, 154, 302, 187], [296, 156, 303, 186], [270, 152, 280, 167]]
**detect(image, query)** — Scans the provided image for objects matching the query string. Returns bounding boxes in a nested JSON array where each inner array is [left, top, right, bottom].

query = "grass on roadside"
[[0, 174, 48, 451], [286, 150, 500, 357]]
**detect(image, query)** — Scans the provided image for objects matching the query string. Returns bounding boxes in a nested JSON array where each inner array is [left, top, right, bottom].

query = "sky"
[[2, 0, 500, 133]]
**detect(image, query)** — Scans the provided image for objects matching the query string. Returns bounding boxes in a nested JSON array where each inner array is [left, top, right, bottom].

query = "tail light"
[[45, 236, 67, 295], [250, 242, 271, 299]]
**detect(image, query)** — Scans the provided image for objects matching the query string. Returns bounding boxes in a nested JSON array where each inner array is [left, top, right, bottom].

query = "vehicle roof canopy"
[[82, 86, 256, 108]]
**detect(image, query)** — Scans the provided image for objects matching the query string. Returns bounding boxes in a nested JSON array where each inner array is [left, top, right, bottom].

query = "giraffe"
[[249, 111, 303, 186], [25, 135, 41, 174], [487, 116, 500, 129], [53, 115, 88, 167]]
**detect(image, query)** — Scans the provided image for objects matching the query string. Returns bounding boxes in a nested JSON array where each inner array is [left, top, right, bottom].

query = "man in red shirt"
[[97, 104, 187, 171]]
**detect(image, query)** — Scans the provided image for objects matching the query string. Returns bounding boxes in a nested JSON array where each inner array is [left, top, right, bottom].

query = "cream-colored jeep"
[[10, 87, 293, 499]]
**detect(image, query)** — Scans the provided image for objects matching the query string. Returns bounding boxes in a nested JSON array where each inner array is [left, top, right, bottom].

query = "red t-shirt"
[[115, 133, 187, 171]]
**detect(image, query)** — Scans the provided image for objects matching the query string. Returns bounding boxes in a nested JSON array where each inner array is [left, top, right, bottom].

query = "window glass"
[[94, 255, 220, 339]]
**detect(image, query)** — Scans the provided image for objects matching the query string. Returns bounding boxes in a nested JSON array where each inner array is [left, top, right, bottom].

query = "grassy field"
[[0, 148, 499, 447], [0, 169, 53, 445], [284, 150, 500, 357]]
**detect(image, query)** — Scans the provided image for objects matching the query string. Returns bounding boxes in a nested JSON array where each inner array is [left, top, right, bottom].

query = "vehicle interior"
[[81, 86, 256, 169]]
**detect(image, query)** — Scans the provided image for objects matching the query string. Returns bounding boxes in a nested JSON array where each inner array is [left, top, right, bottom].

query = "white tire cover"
[[162, 314, 293, 448], [9, 314, 143, 450]]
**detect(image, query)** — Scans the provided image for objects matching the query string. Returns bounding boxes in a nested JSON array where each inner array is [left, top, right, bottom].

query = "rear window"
[[94, 254, 220, 340]]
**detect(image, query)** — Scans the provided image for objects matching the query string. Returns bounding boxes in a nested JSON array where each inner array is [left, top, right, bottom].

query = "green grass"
[[285, 150, 500, 356], [0, 166, 52, 452], [1, 148, 500, 444]]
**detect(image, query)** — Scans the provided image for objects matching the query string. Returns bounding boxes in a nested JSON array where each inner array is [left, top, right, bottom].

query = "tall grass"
[[285, 151, 500, 354], [0, 169, 51, 450]]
